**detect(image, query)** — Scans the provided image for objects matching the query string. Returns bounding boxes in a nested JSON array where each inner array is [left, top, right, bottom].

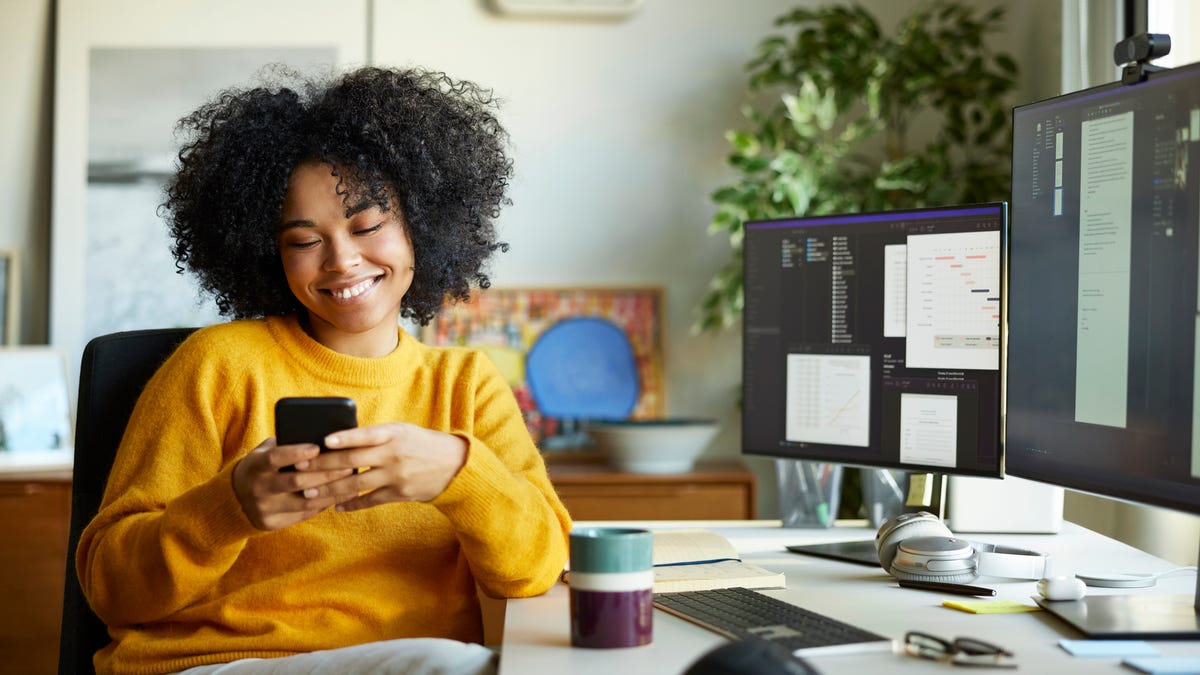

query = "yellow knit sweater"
[[77, 316, 572, 675]]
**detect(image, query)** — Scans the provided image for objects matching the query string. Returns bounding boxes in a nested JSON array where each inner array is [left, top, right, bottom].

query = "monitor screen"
[[1006, 60, 1200, 516], [742, 204, 1006, 477]]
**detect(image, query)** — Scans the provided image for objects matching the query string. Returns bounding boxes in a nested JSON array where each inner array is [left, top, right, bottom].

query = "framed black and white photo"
[[0, 348, 71, 456], [50, 0, 368, 396]]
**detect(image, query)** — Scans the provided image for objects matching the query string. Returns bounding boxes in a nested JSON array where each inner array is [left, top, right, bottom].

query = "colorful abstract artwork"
[[421, 288, 664, 449]]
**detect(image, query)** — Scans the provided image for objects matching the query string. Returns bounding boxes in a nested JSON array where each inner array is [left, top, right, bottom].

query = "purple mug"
[[569, 528, 654, 648]]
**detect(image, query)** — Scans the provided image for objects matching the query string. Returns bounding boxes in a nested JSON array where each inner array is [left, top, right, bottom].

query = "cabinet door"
[[0, 480, 71, 675], [548, 461, 757, 521], [557, 483, 752, 520]]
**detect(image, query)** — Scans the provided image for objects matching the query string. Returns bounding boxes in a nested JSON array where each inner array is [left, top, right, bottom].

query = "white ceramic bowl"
[[587, 419, 719, 474]]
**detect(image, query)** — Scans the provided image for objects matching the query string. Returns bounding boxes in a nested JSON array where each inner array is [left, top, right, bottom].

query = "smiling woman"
[[74, 65, 571, 675], [277, 162, 417, 357]]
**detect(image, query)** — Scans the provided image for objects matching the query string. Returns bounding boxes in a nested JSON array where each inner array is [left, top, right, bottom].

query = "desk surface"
[[499, 520, 1199, 673]]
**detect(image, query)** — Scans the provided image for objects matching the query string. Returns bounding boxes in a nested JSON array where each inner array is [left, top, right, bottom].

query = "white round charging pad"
[[1075, 572, 1156, 588]]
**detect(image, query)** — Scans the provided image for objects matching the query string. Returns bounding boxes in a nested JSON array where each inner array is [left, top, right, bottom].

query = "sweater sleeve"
[[429, 353, 572, 599], [76, 336, 263, 627]]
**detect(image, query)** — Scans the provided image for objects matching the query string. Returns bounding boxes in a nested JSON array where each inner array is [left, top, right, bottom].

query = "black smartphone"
[[275, 396, 358, 471]]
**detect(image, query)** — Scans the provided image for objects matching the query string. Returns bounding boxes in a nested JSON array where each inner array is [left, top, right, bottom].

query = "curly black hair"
[[162, 66, 512, 325]]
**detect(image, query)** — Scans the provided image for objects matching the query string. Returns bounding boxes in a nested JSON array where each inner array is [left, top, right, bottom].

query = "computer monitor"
[[741, 203, 1007, 561], [1007, 58, 1200, 637]]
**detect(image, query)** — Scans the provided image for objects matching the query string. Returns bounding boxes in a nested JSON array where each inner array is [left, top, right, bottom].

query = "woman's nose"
[[322, 237, 362, 272]]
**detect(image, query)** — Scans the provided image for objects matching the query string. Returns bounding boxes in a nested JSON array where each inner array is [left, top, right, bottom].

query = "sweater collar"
[[265, 315, 423, 388]]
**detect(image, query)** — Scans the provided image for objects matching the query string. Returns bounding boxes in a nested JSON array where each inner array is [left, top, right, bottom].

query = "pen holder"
[[777, 460, 842, 528], [568, 527, 654, 648], [861, 468, 907, 528]]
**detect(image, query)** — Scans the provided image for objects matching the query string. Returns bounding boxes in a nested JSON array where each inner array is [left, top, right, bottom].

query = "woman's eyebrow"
[[277, 218, 315, 232], [277, 202, 384, 232], [344, 200, 379, 217]]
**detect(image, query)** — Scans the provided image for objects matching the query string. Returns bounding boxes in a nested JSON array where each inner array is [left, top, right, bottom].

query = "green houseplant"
[[701, 1, 1018, 520], [697, 1, 1018, 333]]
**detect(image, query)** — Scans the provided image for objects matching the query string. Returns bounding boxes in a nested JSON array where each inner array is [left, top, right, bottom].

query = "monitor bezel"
[[740, 202, 1008, 479], [1003, 59, 1200, 517]]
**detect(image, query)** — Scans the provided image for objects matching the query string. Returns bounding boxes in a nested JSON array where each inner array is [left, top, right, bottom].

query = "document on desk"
[[651, 529, 786, 594]]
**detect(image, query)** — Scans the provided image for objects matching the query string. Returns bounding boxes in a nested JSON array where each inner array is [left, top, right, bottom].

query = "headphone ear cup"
[[889, 568, 979, 584], [875, 512, 953, 571], [889, 535, 979, 583]]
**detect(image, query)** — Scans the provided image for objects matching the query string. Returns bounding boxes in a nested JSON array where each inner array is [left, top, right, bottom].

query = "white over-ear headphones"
[[875, 511, 1048, 583]]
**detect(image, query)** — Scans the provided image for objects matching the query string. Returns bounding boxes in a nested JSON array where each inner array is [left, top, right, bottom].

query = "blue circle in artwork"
[[525, 317, 639, 420]]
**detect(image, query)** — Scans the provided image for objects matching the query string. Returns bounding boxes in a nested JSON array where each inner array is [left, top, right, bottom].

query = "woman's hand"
[[299, 423, 469, 511], [232, 437, 356, 531]]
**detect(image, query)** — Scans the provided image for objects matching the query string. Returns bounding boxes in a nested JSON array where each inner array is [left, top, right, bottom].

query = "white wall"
[[1148, 0, 1200, 68], [0, 0, 52, 345]]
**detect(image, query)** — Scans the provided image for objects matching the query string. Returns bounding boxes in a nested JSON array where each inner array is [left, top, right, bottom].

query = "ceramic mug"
[[568, 527, 654, 648]]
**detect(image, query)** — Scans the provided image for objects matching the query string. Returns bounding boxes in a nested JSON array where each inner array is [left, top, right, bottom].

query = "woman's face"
[[278, 161, 415, 356]]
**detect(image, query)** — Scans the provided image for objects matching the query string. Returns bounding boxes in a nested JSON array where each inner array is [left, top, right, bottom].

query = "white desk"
[[499, 520, 1200, 673]]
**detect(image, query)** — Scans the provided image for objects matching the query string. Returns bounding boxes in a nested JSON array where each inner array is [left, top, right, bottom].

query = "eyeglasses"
[[903, 631, 1017, 668]]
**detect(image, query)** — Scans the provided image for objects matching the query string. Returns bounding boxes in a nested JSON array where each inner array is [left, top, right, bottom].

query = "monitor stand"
[[784, 471, 947, 568]]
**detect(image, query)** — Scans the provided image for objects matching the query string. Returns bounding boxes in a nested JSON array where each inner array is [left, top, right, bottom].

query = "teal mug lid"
[[569, 527, 653, 573]]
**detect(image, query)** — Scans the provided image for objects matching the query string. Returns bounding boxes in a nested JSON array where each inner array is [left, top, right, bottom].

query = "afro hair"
[[162, 66, 512, 325]]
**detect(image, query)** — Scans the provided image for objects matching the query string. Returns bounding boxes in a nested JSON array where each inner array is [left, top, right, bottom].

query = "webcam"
[[1114, 33, 1171, 66]]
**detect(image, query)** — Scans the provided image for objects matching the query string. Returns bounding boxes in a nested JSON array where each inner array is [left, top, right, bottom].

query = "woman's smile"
[[324, 275, 383, 303]]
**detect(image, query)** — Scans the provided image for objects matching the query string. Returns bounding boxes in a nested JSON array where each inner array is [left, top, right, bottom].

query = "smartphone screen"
[[275, 396, 357, 471]]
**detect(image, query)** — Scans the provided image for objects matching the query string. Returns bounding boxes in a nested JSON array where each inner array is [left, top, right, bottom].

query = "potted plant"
[[697, 0, 1018, 333], [699, 1, 1018, 520]]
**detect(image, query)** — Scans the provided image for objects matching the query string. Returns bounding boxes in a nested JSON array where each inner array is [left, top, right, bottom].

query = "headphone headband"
[[970, 541, 1047, 579]]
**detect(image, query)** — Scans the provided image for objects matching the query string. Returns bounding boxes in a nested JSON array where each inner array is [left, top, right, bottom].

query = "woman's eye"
[[355, 223, 385, 236], [287, 239, 319, 250]]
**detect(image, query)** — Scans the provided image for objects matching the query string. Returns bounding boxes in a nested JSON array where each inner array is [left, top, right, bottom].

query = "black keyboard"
[[653, 587, 893, 656]]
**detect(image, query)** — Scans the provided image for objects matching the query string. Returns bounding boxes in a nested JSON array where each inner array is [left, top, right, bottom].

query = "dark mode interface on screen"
[[1007, 64, 1200, 508], [743, 206, 1005, 476]]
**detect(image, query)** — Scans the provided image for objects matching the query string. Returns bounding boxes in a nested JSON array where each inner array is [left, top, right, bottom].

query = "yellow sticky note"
[[942, 599, 1042, 614]]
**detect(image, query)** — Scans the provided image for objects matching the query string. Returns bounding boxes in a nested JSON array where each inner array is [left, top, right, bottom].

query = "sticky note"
[[1058, 639, 1159, 657], [1123, 657, 1200, 674], [942, 599, 1041, 614]]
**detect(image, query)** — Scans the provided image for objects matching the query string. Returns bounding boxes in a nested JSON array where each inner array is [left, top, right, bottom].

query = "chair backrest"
[[59, 328, 196, 675]]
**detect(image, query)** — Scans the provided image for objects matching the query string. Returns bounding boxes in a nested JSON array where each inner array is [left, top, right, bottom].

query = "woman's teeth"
[[331, 278, 374, 299]]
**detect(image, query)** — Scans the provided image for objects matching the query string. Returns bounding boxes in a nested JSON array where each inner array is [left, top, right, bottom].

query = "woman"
[[77, 66, 571, 675]]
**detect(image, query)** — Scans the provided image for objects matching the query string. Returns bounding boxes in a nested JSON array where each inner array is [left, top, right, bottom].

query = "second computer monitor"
[[742, 204, 1007, 477]]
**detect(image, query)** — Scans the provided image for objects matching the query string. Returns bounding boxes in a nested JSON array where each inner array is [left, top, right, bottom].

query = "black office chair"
[[58, 328, 196, 675]]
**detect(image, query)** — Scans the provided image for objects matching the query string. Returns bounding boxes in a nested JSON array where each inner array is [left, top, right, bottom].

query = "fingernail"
[[303, 488, 318, 499], [326, 436, 340, 448]]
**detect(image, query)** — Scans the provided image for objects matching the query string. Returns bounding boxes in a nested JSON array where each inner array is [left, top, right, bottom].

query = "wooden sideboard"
[[0, 471, 71, 675], [546, 458, 757, 520]]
